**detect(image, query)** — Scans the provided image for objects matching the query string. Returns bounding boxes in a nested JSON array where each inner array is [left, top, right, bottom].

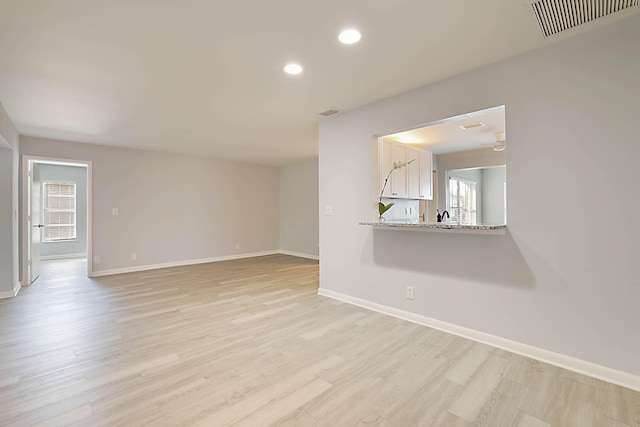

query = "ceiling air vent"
[[532, 0, 639, 37], [318, 108, 341, 117]]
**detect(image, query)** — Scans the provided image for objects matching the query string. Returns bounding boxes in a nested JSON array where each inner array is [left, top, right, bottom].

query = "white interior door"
[[28, 162, 42, 284]]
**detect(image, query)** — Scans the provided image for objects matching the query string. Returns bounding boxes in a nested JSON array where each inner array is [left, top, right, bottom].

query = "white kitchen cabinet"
[[378, 138, 433, 201], [391, 143, 408, 198], [379, 138, 393, 198], [407, 147, 421, 199], [419, 149, 433, 200]]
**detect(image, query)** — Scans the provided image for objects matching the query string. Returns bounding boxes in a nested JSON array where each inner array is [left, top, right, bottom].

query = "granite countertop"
[[359, 221, 507, 233]]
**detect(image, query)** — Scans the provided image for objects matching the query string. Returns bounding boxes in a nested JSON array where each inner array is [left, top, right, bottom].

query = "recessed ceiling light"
[[339, 29, 361, 45], [284, 63, 303, 75]]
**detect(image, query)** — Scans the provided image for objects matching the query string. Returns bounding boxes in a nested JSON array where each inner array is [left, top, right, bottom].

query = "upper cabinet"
[[379, 138, 393, 198], [391, 143, 409, 198], [378, 138, 433, 200], [407, 146, 421, 199], [418, 149, 433, 200]]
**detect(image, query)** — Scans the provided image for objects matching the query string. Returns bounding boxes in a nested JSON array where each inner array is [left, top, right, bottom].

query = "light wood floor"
[[0, 255, 637, 427]]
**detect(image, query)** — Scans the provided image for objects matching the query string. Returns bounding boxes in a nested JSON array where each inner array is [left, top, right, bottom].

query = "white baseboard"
[[317, 288, 640, 392], [40, 253, 87, 261], [0, 282, 22, 299], [279, 250, 319, 261], [90, 250, 280, 277]]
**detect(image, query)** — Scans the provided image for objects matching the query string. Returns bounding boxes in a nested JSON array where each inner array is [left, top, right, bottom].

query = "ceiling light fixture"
[[459, 121, 485, 130], [284, 63, 303, 75], [339, 29, 361, 45], [493, 132, 506, 151], [483, 132, 507, 151]]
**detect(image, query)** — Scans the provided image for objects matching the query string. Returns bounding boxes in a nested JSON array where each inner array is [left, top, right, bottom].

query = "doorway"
[[22, 156, 93, 285]]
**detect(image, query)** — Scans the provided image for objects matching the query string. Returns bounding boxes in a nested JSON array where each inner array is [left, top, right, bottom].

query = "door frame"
[[21, 155, 93, 283]]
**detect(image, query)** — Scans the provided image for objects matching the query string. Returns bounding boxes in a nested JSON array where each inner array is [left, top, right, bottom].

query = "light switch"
[[112, 208, 119, 216]]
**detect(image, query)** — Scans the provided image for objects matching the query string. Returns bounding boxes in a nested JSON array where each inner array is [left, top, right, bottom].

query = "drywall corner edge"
[[0, 281, 21, 299]]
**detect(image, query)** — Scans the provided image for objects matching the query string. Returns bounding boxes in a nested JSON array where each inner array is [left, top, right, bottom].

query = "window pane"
[[43, 182, 77, 241], [449, 177, 477, 225]]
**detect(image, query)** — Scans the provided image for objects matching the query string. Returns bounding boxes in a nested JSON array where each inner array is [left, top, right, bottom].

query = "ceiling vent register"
[[318, 109, 341, 117], [531, 0, 639, 37]]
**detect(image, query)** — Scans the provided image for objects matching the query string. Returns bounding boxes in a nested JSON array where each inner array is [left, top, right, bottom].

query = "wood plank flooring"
[[0, 255, 637, 426]]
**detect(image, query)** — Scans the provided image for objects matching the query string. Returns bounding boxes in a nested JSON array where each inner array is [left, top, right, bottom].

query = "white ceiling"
[[384, 106, 505, 154], [0, 1, 636, 165]]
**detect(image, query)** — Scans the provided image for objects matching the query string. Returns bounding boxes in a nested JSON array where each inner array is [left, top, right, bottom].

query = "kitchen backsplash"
[[379, 198, 419, 222]]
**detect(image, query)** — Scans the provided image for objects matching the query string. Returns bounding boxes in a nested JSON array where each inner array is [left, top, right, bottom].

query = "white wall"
[[0, 102, 20, 296], [318, 13, 640, 377], [20, 137, 280, 273], [481, 166, 506, 225], [436, 148, 505, 213], [0, 147, 14, 292], [279, 159, 319, 258], [38, 164, 88, 258]]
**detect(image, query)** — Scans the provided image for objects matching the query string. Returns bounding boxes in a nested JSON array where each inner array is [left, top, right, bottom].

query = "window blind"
[[43, 182, 77, 241], [449, 177, 477, 225]]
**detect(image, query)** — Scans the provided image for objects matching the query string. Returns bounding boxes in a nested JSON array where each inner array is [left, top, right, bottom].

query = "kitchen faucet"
[[436, 209, 450, 223]]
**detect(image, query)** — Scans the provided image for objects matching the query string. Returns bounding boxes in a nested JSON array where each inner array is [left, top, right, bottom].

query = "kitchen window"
[[449, 177, 477, 225], [43, 181, 77, 241]]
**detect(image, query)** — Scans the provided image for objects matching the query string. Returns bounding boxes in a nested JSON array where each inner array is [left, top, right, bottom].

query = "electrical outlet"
[[235, 243, 240, 250], [131, 253, 137, 261], [94, 256, 101, 264], [406, 286, 415, 300], [112, 208, 119, 216], [325, 205, 333, 216]]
